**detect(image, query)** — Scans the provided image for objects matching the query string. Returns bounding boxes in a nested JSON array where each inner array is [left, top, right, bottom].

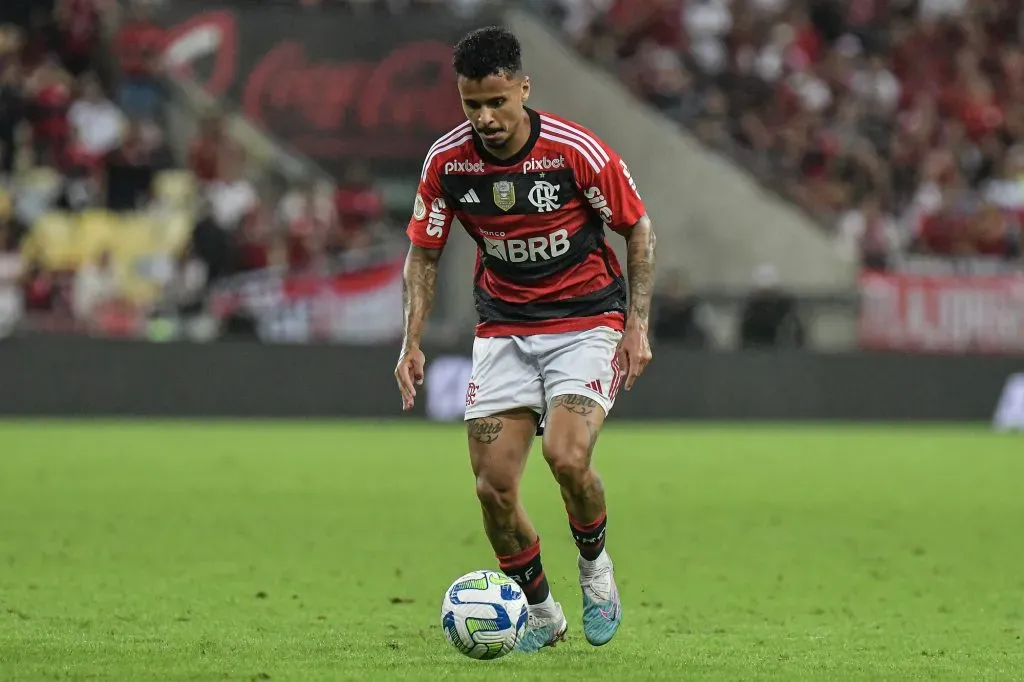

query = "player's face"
[[457, 73, 530, 151]]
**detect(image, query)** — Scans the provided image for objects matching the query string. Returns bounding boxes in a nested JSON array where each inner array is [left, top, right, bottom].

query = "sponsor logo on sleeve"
[[584, 186, 613, 226], [425, 197, 447, 238], [620, 159, 641, 198]]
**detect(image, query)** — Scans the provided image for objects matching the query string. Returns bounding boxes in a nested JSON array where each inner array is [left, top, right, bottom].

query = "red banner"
[[158, 2, 493, 178], [210, 258, 404, 344], [859, 272, 1024, 354]]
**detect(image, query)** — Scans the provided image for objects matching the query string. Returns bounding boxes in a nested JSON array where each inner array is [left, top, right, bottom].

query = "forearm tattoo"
[[551, 394, 599, 417], [625, 216, 656, 324], [468, 417, 504, 445], [402, 246, 439, 350]]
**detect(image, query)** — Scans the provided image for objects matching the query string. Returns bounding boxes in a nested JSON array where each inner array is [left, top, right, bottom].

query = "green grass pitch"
[[1, 421, 1023, 681]]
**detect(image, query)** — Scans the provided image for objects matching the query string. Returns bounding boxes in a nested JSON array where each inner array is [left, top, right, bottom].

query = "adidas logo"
[[584, 379, 603, 396], [460, 189, 481, 204]]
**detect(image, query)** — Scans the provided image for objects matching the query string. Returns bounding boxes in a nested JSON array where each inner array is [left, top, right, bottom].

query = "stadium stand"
[[0, 0, 448, 339], [539, 0, 1024, 271]]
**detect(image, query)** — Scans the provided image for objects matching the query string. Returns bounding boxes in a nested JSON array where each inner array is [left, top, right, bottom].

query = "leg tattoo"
[[468, 417, 505, 445], [551, 394, 599, 417]]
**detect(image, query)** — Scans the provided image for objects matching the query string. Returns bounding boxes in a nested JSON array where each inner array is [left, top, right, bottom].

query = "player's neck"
[[484, 109, 533, 161]]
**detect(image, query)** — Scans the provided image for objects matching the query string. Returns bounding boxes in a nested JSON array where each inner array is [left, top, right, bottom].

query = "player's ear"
[[521, 76, 530, 103]]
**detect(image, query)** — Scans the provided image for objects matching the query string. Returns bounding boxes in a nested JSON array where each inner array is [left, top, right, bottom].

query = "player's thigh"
[[467, 408, 540, 490], [464, 335, 545, 424], [540, 393, 608, 473], [539, 326, 624, 421], [536, 326, 623, 463], [465, 335, 543, 493]]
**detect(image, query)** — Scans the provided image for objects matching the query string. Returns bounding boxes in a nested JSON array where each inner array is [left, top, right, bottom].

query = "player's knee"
[[542, 434, 591, 490], [475, 474, 517, 514]]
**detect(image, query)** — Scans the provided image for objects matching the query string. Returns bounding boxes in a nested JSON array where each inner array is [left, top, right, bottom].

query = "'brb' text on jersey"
[[406, 107, 647, 338]]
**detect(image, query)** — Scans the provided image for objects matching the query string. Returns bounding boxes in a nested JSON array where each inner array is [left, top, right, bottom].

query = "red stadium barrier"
[[859, 271, 1024, 355]]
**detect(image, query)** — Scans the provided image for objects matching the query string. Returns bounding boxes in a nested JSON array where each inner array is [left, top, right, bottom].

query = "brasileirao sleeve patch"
[[413, 193, 427, 221]]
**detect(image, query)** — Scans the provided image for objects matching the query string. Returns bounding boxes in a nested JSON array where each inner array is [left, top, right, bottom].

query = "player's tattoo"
[[468, 417, 504, 445], [624, 215, 656, 324], [552, 394, 599, 417], [487, 524, 537, 557], [401, 245, 441, 352]]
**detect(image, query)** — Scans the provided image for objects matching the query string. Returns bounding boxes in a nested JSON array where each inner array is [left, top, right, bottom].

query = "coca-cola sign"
[[158, 3, 490, 177], [859, 271, 1024, 354]]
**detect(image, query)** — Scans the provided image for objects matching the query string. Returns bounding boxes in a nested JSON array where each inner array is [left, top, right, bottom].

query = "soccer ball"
[[440, 569, 529, 660]]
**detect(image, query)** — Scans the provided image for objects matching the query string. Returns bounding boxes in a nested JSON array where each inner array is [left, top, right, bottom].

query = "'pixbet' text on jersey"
[[407, 108, 646, 338]]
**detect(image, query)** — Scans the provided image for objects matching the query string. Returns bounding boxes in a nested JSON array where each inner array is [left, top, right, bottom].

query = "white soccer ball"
[[440, 569, 529, 660]]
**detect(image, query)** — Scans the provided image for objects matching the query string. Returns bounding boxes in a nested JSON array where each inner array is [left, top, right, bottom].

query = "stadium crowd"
[[546, 0, 1024, 271], [7, 0, 1018, 348], [0, 0, 401, 338]]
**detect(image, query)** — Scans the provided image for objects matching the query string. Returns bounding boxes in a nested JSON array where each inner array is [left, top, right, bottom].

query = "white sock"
[[530, 591, 557, 614], [579, 548, 610, 570]]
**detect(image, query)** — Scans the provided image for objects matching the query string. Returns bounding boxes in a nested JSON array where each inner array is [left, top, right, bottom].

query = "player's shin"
[[543, 397, 610, 561], [559, 469, 608, 562], [544, 402, 620, 645], [476, 479, 552, 607]]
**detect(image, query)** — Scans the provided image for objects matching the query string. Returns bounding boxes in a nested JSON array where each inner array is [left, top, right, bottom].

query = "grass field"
[[1, 421, 1023, 681]]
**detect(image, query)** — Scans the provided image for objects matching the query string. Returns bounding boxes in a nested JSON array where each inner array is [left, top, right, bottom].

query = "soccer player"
[[394, 26, 656, 652]]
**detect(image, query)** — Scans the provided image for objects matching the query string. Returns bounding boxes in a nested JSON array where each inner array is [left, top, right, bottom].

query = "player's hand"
[[395, 346, 426, 411], [616, 321, 652, 392]]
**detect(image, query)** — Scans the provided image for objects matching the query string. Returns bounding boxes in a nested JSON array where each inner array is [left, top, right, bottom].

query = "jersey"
[[406, 107, 647, 338]]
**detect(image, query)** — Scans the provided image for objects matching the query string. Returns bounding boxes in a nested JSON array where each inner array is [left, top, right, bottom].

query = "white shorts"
[[463, 326, 625, 422]]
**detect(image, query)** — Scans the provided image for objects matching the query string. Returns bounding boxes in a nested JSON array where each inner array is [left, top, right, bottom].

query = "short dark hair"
[[452, 26, 522, 80]]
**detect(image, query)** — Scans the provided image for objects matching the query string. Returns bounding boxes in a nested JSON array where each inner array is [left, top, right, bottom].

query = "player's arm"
[[617, 213, 656, 390], [621, 214, 657, 335], [581, 149, 656, 390], [401, 244, 441, 354], [395, 163, 455, 411]]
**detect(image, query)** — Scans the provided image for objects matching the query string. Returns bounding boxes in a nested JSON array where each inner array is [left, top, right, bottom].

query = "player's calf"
[[542, 393, 622, 646], [473, 463, 553, 609], [542, 394, 608, 538]]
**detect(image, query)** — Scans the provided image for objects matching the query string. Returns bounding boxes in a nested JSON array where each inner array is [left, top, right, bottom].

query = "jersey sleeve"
[[574, 142, 647, 235], [406, 159, 455, 249]]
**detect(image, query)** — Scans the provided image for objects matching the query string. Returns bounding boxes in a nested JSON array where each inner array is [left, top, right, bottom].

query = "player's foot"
[[515, 597, 567, 653], [579, 551, 621, 646]]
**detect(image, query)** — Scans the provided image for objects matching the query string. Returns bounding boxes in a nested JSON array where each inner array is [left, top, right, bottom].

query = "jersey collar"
[[472, 106, 541, 168]]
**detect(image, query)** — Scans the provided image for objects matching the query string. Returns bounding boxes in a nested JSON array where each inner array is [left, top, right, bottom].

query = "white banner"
[[210, 258, 405, 344]]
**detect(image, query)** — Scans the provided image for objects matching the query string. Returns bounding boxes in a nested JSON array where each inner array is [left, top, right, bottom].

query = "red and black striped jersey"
[[406, 107, 647, 338]]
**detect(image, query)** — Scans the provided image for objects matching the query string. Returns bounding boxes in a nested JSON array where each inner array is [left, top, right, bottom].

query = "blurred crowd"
[[267, 0, 496, 13], [8, 0, 1019, 348], [0, 0, 398, 338], [547, 0, 1024, 271]]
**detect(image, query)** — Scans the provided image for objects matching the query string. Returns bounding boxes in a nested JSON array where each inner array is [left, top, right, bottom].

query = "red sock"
[[569, 511, 607, 561], [497, 538, 550, 604]]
